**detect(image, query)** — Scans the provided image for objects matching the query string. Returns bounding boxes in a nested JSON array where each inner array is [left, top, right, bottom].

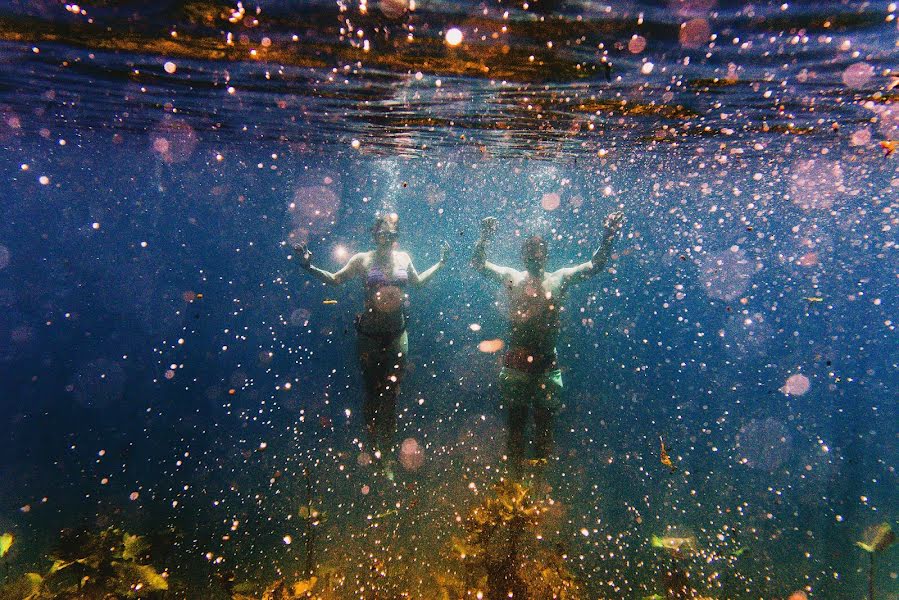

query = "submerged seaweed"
[[448, 480, 582, 600], [0, 528, 168, 600]]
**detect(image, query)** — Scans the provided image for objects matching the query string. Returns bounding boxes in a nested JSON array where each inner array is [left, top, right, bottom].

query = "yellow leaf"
[[49, 559, 74, 574], [262, 578, 285, 600], [122, 533, 150, 561], [0, 532, 13, 558], [112, 561, 169, 592], [290, 576, 318, 596], [651, 534, 698, 554]]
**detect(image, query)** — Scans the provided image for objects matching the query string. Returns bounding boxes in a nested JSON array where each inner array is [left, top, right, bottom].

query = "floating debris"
[[651, 534, 698, 556], [659, 436, 677, 473]]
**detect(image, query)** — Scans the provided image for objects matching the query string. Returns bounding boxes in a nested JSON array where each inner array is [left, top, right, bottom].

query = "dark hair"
[[372, 213, 399, 235], [522, 235, 547, 257]]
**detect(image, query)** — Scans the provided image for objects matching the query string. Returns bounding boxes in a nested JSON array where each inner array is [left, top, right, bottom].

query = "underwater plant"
[[0, 526, 168, 600], [855, 522, 896, 600], [0, 532, 13, 558], [1, 531, 13, 582], [229, 569, 357, 600], [231, 576, 320, 600], [448, 480, 582, 600]]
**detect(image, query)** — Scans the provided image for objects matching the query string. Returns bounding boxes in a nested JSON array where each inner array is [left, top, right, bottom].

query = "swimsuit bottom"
[[502, 346, 558, 373], [355, 313, 406, 348], [499, 367, 563, 413]]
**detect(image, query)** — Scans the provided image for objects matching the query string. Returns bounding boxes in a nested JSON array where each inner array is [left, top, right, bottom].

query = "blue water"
[[0, 1, 896, 598]]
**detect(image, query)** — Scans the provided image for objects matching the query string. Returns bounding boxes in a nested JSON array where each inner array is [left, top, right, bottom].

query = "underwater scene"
[[0, 0, 897, 598]]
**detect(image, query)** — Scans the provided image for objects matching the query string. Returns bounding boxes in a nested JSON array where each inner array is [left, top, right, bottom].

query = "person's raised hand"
[[603, 211, 625, 238], [480, 217, 498, 239], [294, 243, 313, 267]]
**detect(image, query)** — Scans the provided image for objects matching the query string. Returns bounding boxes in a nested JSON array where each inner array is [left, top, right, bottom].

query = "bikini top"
[[358, 262, 409, 332], [365, 263, 409, 291]]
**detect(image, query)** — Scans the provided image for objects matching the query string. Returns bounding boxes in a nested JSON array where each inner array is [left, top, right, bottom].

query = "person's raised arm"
[[471, 217, 517, 284], [553, 211, 625, 288], [408, 242, 450, 287], [293, 243, 362, 286]]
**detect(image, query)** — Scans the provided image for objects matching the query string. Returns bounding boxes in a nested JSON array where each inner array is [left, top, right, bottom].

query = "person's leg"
[[533, 405, 555, 464], [360, 357, 385, 457], [358, 332, 407, 477], [500, 368, 529, 480], [532, 370, 563, 495], [375, 331, 407, 459], [358, 335, 388, 458], [533, 369, 563, 461]]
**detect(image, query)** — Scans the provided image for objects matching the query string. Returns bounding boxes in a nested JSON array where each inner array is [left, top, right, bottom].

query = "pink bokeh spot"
[[399, 437, 425, 471], [289, 185, 341, 237], [150, 118, 197, 164], [842, 62, 874, 88], [628, 35, 647, 54], [680, 18, 711, 49], [669, 0, 717, 16], [781, 374, 810, 396], [541, 192, 561, 211]]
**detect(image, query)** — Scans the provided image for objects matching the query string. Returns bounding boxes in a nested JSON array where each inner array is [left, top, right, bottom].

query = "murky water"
[[0, 1, 896, 599]]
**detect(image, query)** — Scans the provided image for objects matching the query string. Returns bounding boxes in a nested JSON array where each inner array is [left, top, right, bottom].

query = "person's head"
[[372, 213, 399, 249], [521, 235, 548, 273]]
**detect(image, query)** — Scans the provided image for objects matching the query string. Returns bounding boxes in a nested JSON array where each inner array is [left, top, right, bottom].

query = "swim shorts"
[[499, 366, 563, 413]]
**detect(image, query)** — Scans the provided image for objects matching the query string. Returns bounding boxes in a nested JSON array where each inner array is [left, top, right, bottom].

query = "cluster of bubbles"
[[788, 159, 844, 211], [149, 118, 198, 164], [735, 418, 793, 471], [288, 178, 341, 243], [696, 247, 757, 302], [720, 312, 771, 359]]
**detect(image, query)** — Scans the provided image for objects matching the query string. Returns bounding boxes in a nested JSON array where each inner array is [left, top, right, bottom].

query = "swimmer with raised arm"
[[471, 211, 625, 482], [295, 213, 449, 478]]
